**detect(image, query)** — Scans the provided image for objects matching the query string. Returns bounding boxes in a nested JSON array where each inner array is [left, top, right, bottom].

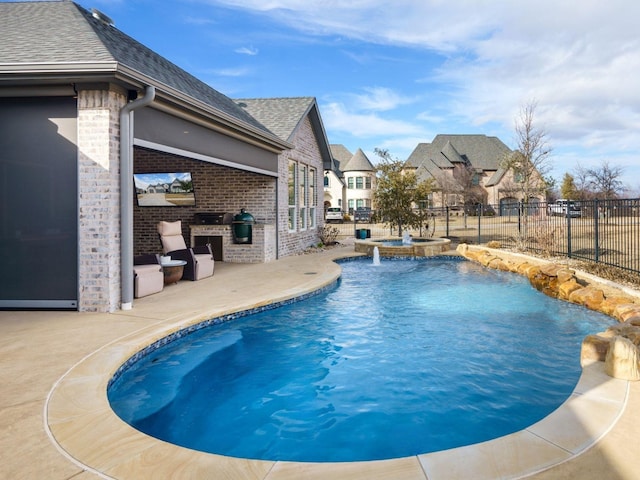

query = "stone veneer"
[[457, 243, 640, 381]]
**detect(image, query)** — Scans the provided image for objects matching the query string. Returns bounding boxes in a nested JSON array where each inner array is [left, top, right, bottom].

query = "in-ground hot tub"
[[354, 237, 451, 257]]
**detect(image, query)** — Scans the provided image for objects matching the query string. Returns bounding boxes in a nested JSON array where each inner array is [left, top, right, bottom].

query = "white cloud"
[[235, 46, 258, 55], [209, 67, 252, 77], [350, 87, 414, 112], [322, 101, 423, 138], [202, 0, 640, 180]]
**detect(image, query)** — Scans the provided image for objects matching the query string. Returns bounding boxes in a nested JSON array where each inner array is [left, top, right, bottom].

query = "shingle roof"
[[407, 135, 511, 172], [235, 97, 316, 142], [341, 148, 375, 172], [235, 97, 334, 170], [0, 1, 271, 135], [330, 145, 354, 171]]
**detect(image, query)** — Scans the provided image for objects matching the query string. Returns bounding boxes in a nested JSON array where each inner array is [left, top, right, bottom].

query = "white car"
[[325, 207, 343, 223], [548, 200, 581, 217]]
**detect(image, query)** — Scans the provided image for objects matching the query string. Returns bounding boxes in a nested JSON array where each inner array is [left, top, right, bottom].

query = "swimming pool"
[[108, 257, 613, 462]]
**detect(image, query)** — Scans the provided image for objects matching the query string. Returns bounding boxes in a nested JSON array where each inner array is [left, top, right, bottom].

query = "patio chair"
[[133, 254, 164, 298], [157, 220, 214, 281]]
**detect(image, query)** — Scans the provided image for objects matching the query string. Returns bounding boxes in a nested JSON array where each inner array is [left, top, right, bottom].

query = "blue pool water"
[[108, 258, 613, 462], [376, 238, 431, 246]]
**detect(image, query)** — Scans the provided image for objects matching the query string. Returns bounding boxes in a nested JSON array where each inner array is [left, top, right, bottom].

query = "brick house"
[[0, 2, 331, 312], [234, 98, 333, 257]]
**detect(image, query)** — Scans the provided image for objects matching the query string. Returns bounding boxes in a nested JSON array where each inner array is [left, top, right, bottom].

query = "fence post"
[[445, 206, 449, 237], [566, 206, 572, 259], [477, 204, 482, 244], [518, 200, 522, 234], [594, 199, 599, 262]]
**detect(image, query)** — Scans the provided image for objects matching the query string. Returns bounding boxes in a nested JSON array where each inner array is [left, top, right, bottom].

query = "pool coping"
[[45, 253, 631, 480]]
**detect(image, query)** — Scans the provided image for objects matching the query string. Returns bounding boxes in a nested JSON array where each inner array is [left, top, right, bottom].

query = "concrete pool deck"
[[1, 244, 639, 479]]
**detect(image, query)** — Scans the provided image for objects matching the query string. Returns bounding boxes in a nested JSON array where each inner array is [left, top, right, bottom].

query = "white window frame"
[[299, 164, 307, 231], [288, 160, 297, 232], [309, 167, 317, 229]]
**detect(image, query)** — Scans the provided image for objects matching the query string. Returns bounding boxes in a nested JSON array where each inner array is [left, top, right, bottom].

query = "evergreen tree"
[[373, 148, 434, 236]]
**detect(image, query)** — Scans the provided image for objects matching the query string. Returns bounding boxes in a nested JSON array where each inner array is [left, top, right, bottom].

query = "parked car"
[[325, 207, 344, 223], [548, 199, 581, 217], [354, 207, 373, 223]]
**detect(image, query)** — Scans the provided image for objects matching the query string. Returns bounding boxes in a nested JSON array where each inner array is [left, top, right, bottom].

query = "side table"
[[160, 259, 187, 285]]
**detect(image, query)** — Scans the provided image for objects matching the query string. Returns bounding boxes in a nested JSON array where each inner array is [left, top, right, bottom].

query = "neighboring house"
[[405, 134, 545, 213], [324, 145, 376, 215], [234, 97, 333, 256], [0, 2, 324, 312]]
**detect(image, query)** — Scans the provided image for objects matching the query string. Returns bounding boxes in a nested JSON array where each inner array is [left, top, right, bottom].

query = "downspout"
[[120, 86, 156, 310]]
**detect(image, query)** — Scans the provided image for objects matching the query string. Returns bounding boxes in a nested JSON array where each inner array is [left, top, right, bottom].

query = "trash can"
[[232, 208, 255, 244], [358, 229, 367, 240]]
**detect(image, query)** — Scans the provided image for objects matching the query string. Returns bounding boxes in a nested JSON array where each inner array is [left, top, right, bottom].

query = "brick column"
[[76, 86, 127, 312]]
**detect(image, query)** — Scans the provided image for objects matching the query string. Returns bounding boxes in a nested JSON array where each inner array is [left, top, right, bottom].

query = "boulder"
[[604, 336, 640, 381], [581, 334, 611, 365], [600, 296, 636, 317], [556, 268, 576, 284], [614, 304, 640, 322], [488, 258, 510, 271], [625, 316, 640, 327], [569, 286, 605, 310], [558, 279, 583, 300]]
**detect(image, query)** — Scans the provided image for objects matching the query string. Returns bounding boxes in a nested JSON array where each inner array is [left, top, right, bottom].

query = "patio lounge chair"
[[157, 220, 214, 281], [133, 254, 164, 298]]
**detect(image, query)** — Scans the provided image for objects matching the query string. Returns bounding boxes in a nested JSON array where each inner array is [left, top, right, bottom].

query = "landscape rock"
[[604, 336, 640, 381], [558, 279, 582, 300], [581, 334, 612, 364], [456, 244, 640, 380], [569, 286, 605, 310]]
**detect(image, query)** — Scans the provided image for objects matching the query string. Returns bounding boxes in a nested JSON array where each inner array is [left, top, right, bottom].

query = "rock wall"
[[457, 244, 640, 381]]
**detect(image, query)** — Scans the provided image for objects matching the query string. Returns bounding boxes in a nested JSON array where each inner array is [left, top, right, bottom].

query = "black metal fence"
[[346, 198, 640, 275]]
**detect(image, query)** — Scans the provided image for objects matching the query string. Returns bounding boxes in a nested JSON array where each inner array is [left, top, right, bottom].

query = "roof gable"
[[341, 148, 375, 172], [235, 97, 314, 141], [407, 135, 511, 173], [235, 97, 333, 170]]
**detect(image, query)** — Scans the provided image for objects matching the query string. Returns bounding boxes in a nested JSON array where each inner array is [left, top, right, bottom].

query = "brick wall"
[[77, 87, 127, 312], [134, 147, 277, 257], [277, 116, 324, 257]]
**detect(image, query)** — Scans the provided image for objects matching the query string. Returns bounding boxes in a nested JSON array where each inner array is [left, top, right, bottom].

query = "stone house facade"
[[406, 134, 546, 213]]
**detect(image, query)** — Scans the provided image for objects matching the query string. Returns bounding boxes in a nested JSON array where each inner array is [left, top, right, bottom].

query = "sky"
[[78, 0, 638, 191]]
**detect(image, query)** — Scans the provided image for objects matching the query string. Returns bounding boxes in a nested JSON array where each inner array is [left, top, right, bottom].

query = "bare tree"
[[572, 164, 592, 200], [585, 160, 625, 199], [502, 100, 552, 203], [572, 161, 626, 199]]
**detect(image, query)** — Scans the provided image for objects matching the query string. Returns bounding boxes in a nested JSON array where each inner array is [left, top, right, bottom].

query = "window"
[[324, 175, 329, 187], [348, 177, 354, 189], [309, 168, 316, 228], [299, 164, 307, 230], [356, 177, 363, 189], [365, 176, 372, 189], [356, 198, 364, 209], [288, 161, 297, 231], [348, 199, 354, 211]]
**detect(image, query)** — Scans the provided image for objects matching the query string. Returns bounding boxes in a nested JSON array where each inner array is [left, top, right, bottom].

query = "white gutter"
[[120, 86, 155, 310]]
